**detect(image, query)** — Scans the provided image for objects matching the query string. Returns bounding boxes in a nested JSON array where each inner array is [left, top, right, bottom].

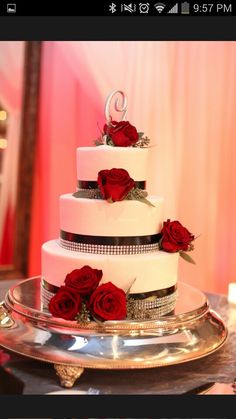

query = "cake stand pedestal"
[[0, 277, 227, 388]]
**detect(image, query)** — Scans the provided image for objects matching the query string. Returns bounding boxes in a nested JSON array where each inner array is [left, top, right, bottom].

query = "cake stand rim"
[[5, 276, 209, 331], [0, 277, 228, 370], [0, 308, 228, 370]]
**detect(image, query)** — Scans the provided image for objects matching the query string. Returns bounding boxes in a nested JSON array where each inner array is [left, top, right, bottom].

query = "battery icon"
[[181, 1, 190, 14]]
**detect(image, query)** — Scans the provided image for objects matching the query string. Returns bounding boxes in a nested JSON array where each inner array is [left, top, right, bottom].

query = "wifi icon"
[[154, 2, 166, 13]]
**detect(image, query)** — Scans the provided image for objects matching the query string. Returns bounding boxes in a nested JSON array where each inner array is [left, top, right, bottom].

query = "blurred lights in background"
[[0, 139, 8, 149], [228, 282, 236, 305], [0, 107, 7, 149], [0, 110, 7, 121]]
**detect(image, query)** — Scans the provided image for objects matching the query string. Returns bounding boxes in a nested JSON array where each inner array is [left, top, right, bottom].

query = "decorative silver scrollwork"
[[104, 90, 128, 123], [0, 302, 14, 328]]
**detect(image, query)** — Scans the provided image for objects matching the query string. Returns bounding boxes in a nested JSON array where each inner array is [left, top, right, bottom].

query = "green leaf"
[[72, 189, 102, 199], [94, 138, 103, 146], [72, 191, 81, 198], [106, 136, 114, 146], [138, 197, 156, 207], [138, 132, 144, 138], [139, 190, 148, 198], [179, 251, 196, 264], [126, 278, 137, 296]]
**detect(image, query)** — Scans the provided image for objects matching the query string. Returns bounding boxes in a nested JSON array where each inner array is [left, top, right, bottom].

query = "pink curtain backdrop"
[[29, 41, 236, 295], [0, 41, 24, 264]]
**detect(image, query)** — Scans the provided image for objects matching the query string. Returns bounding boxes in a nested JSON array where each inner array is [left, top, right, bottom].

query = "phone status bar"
[[0, 1, 234, 16], [108, 2, 233, 16]]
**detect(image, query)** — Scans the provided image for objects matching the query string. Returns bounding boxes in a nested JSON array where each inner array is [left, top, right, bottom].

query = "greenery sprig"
[[94, 132, 150, 148], [73, 187, 155, 207], [126, 188, 155, 207], [75, 301, 91, 326]]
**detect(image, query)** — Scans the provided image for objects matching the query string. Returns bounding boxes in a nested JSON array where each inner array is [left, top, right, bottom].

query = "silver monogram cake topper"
[[104, 90, 127, 123]]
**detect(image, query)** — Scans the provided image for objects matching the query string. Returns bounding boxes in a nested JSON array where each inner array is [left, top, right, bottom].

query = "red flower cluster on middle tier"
[[97, 168, 135, 202], [160, 219, 195, 253]]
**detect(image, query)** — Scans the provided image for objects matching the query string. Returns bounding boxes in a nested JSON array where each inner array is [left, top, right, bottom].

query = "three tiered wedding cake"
[[41, 90, 195, 322]]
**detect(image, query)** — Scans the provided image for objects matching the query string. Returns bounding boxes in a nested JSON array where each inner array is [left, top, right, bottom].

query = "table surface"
[[0, 279, 236, 395]]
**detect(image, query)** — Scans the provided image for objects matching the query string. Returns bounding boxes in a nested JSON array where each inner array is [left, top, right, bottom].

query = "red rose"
[[104, 120, 139, 147], [49, 286, 81, 321], [89, 282, 127, 321], [0, 349, 10, 365], [65, 265, 103, 296], [160, 219, 194, 253], [97, 168, 135, 202]]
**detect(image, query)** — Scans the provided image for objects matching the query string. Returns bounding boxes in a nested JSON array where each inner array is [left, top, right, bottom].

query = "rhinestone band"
[[127, 298, 177, 320], [41, 283, 54, 311], [129, 290, 178, 310], [59, 238, 159, 255], [41, 278, 177, 320]]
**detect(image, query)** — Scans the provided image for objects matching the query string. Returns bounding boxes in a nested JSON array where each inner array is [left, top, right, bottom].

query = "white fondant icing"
[[60, 194, 164, 236], [42, 240, 179, 294], [76, 146, 149, 181]]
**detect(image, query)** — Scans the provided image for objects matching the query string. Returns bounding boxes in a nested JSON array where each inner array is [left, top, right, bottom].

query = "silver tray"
[[0, 277, 227, 388]]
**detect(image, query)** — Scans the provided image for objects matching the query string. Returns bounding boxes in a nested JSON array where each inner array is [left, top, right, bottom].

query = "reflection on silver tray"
[[0, 277, 228, 370]]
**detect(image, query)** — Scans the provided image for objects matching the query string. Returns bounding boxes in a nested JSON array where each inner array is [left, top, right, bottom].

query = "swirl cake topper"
[[105, 90, 127, 123]]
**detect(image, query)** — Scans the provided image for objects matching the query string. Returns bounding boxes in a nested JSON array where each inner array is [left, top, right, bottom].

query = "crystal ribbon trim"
[[60, 238, 160, 254], [129, 290, 177, 310], [78, 180, 146, 190], [127, 296, 177, 320], [41, 278, 177, 319]]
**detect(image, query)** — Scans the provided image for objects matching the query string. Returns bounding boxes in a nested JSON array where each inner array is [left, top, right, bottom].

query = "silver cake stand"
[[0, 277, 227, 388]]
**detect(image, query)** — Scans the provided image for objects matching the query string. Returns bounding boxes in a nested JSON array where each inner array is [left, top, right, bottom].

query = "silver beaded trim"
[[128, 298, 177, 320], [60, 238, 159, 255], [130, 289, 178, 310], [41, 279, 177, 320], [40, 283, 54, 311]]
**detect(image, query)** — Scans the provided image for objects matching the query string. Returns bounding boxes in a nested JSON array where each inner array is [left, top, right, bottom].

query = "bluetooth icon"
[[109, 3, 117, 13]]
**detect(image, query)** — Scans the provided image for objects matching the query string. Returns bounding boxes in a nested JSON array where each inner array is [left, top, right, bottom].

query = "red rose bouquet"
[[74, 167, 154, 207], [97, 168, 135, 202], [65, 265, 103, 295], [103, 120, 139, 147], [89, 282, 127, 321], [49, 265, 127, 323], [95, 119, 150, 148], [159, 219, 195, 264], [49, 286, 82, 321]]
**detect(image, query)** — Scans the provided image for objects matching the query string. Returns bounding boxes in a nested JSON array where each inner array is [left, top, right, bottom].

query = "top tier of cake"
[[76, 145, 149, 182]]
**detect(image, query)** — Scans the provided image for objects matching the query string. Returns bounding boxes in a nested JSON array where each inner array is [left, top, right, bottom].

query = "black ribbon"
[[78, 180, 146, 190], [42, 278, 176, 300], [60, 230, 162, 246], [129, 284, 177, 299]]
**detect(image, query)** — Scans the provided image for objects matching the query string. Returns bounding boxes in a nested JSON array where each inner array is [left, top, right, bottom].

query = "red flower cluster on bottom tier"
[[49, 265, 127, 322]]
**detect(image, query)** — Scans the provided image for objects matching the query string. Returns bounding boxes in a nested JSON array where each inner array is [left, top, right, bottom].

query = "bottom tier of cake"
[[42, 240, 179, 295]]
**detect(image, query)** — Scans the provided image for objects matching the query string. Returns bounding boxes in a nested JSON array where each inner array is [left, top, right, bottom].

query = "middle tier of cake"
[[42, 240, 179, 294], [60, 194, 164, 237]]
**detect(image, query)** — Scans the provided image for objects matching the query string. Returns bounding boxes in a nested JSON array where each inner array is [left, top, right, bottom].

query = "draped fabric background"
[[0, 41, 24, 264], [29, 41, 236, 294]]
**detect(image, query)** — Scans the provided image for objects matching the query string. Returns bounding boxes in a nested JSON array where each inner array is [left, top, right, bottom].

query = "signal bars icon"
[[168, 3, 178, 13], [154, 3, 166, 13]]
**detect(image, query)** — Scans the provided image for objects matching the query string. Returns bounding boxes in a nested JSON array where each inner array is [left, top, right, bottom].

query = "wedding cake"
[[41, 90, 195, 323]]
